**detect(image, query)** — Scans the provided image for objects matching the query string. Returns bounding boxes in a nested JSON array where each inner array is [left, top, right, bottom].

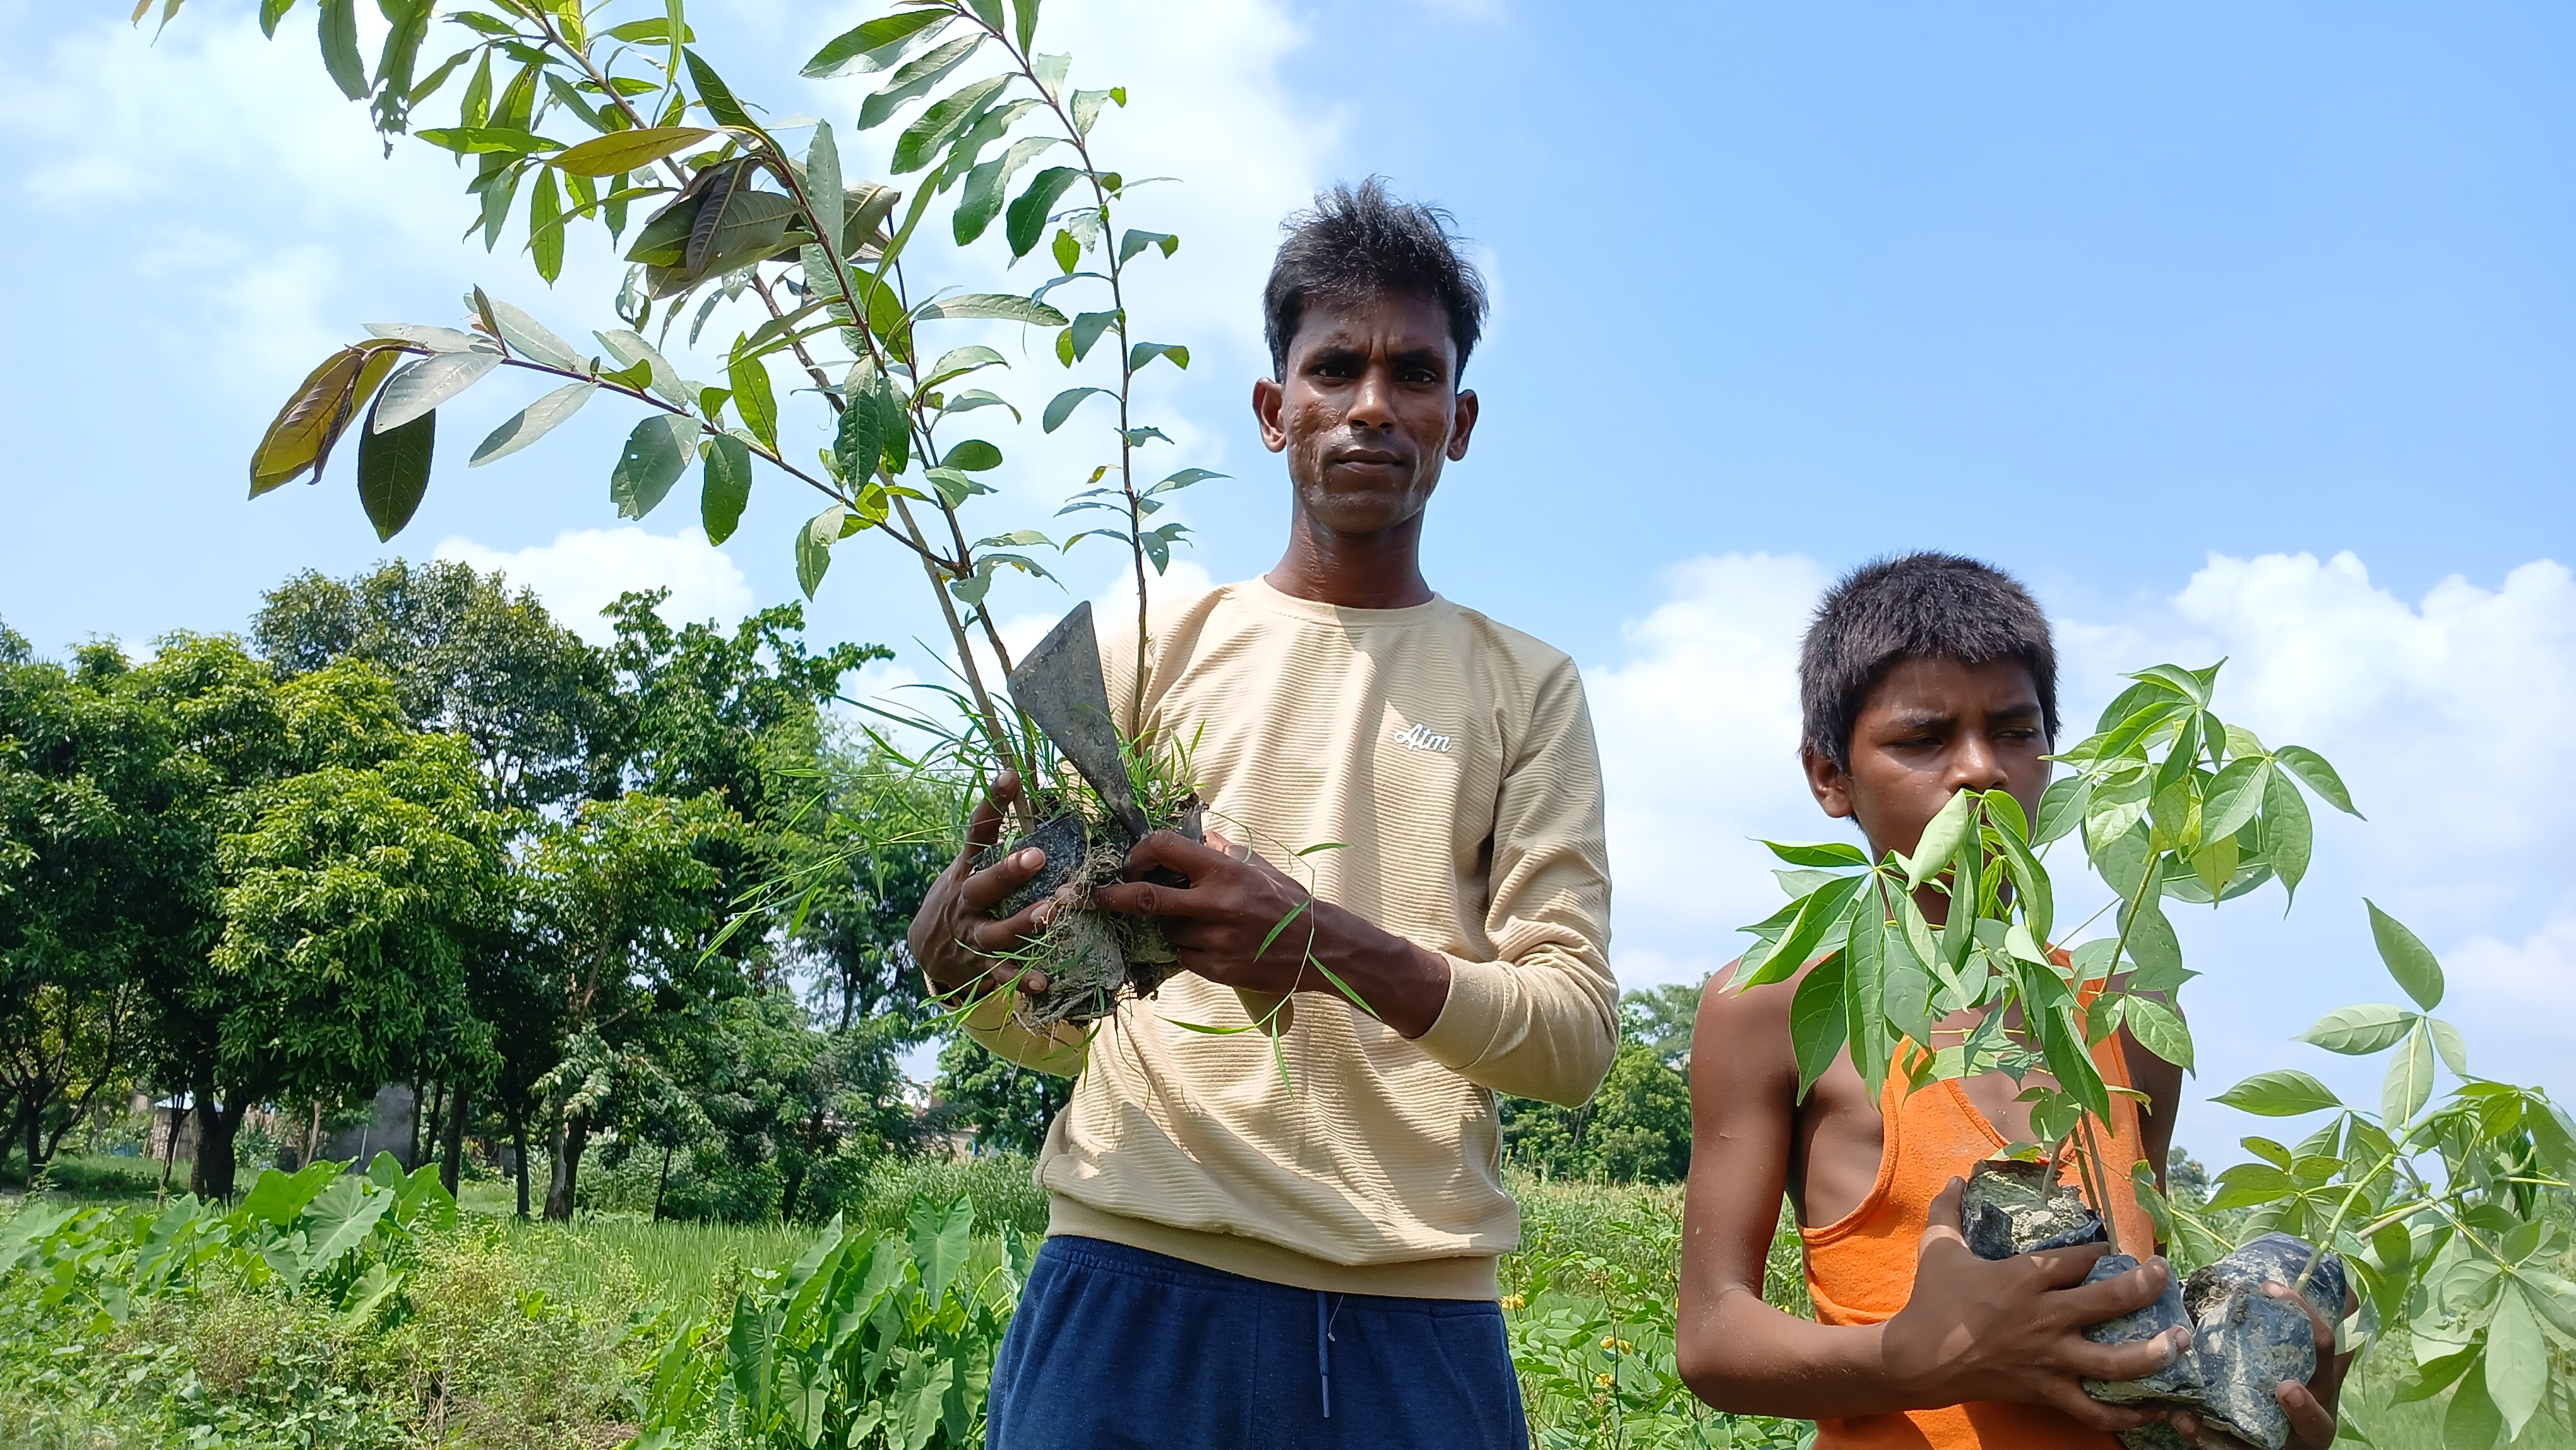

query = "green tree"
[[1502, 1040, 1695, 1186], [930, 1033, 1067, 1158], [523, 789, 740, 1219], [211, 729, 506, 1180], [1619, 980, 1703, 1069], [253, 558, 619, 811]]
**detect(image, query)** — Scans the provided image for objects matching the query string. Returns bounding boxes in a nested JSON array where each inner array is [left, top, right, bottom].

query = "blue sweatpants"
[[986, 1235, 1529, 1450]]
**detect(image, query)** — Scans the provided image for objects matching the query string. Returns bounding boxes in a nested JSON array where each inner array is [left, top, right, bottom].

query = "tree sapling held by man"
[[907, 181, 1619, 1449]]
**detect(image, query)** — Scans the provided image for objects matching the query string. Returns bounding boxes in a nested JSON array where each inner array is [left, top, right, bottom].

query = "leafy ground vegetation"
[[4, 1154, 2560, 1449]]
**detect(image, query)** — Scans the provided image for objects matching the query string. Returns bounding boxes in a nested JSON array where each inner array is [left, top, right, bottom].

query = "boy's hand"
[[906, 770, 1056, 1000], [2166, 1281, 2352, 1449], [1881, 1178, 2193, 1431]]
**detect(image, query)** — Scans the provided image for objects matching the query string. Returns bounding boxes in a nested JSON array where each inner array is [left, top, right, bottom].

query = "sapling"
[[1733, 661, 2576, 1444], [164, 0, 1229, 1020]]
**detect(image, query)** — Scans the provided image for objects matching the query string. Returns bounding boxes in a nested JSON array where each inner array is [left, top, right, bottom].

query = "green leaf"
[[1129, 341, 1188, 372], [1844, 908, 1891, 1101], [528, 166, 564, 282], [2263, 765, 2313, 902], [611, 414, 699, 518], [595, 329, 688, 405], [955, 136, 1059, 244], [357, 401, 434, 542], [1741, 873, 1867, 991], [940, 388, 1020, 422], [1988, 800, 2053, 949], [891, 75, 1010, 174], [2296, 1002, 2414, 1056], [373, 350, 499, 431], [2443, 1350, 2504, 1448], [1067, 309, 1118, 362], [2122, 994, 2193, 1071], [1069, 87, 1121, 135], [2275, 744, 2361, 817], [921, 345, 1006, 390], [2205, 1161, 2295, 1211], [2128, 662, 2214, 709], [2199, 756, 2270, 844], [484, 297, 581, 370], [298, 1177, 392, 1279], [922, 467, 985, 510], [469, 380, 595, 466], [802, 10, 948, 78], [2428, 1017, 2469, 1077], [2366, 901, 2445, 1011], [1053, 227, 1079, 275], [858, 35, 982, 131], [551, 127, 715, 177], [2486, 1282, 2546, 1438], [1006, 166, 1083, 258], [1763, 841, 1870, 868], [832, 389, 886, 483], [700, 433, 752, 544], [727, 350, 777, 452], [1905, 789, 1978, 892], [917, 292, 1068, 325], [317, 0, 367, 100], [1010, 0, 1040, 51], [2034, 775, 2090, 845], [1118, 228, 1178, 263], [1042, 386, 1112, 433], [1790, 954, 1851, 1101], [941, 439, 1001, 471], [806, 121, 844, 261], [2212, 1069, 2340, 1117], [681, 49, 751, 128], [797, 507, 844, 597], [2383, 1021, 2435, 1128], [259, 0, 295, 39]]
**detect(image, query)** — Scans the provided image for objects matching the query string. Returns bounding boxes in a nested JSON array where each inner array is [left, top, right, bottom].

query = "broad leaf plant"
[[157, 0, 1220, 790], [1734, 662, 2576, 1442]]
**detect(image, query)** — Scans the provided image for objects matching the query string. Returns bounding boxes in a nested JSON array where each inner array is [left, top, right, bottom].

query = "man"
[[908, 179, 1618, 1449]]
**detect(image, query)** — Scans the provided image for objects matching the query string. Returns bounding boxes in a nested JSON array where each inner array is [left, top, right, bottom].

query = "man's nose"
[[1347, 363, 1395, 428]]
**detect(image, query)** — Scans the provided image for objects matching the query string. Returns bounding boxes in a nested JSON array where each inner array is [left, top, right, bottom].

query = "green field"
[[0, 1156, 2548, 1450]]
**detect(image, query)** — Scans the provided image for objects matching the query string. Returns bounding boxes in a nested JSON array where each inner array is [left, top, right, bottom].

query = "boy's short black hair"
[[1262, 177, 1489, 381], [1799, 553, 2059, 770]]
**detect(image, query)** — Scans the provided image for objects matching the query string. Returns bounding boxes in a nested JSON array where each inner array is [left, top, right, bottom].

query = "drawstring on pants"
[[1315, 1291, 1343, 1418]]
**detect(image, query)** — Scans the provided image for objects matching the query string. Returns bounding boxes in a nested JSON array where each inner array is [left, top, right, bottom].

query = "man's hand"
[[1880, 1178, 2193, 1432], [1090, 829, 1452, 1038], [906, 770, 1056, 1000], [2167, 1281, 2353, 1449]]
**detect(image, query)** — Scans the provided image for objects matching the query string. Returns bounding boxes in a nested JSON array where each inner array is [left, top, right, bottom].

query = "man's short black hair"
[[1799, 553, 2060, 770], [1262, 177, 1489, 381]]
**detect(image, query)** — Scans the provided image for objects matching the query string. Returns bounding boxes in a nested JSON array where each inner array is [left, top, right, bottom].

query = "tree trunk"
[[18, 1085, 40, 1174], [417, 1080, 440, 1172], [304, 1100, 321, 1168], [542, 1105, 586, 1221], [189, 1092, 243, 1199], [782, 1158, 804, 1225], [439, 1086, 467, 1198], [509, 1105, 531, 1220], [653, 1144, 672, 1221], [159, 1094, 181, 1195]]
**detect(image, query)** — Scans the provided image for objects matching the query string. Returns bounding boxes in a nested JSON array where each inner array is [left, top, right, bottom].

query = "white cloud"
[[433, 527, 754, 645], [1587, 548, 2576, 1146]]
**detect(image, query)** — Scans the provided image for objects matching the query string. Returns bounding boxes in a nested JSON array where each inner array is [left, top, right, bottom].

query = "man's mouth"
[[1330, 448, 1404, 470]]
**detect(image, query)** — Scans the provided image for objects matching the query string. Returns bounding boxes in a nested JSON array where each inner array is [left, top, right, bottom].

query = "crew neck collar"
[[1242, 573, 1453, 625]]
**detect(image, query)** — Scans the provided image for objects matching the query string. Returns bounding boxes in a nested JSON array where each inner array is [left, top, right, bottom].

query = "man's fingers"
[[1121, 829, 1235, 882], [957, 847, 1048, 916], [2061, 1325, 2193, 1385], [2039, 1382, 2161, 1433], [960, 770, 1023, 860], [1204, 826, 1251, 861], [1092, 877, 1222, 920], [2277, 1378, 2337, 1448]]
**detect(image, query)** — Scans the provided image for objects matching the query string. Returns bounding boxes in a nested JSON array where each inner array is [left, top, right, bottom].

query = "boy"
[[1674, 553, 2347, 1449]]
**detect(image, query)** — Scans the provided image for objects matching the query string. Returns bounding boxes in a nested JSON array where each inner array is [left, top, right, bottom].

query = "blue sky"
[[2, 0, 2568, 1155]]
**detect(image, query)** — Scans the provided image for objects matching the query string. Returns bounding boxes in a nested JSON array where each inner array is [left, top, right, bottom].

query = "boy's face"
[[1252, 291, 1479, 537], [1805, 656, 2052, 865]]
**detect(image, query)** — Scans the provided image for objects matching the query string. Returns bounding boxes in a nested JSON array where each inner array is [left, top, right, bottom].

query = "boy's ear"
[[1803, 743, 1856, 822]]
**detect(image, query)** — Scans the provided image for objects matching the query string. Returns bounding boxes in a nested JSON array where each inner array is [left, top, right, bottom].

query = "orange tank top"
[[1799, 1025, 2157, 1450]]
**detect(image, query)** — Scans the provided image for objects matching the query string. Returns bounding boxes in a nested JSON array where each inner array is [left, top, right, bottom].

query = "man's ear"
[[1446, 388, 1479, 461], [1253, 376, 1287, 453], [1803, 743, 1856, 822]]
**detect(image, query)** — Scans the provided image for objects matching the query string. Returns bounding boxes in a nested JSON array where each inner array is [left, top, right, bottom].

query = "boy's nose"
[[1947, 738, 2009, 793]]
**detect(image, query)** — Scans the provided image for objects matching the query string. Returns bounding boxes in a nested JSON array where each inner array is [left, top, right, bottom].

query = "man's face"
[[1253, 291, 1479, 536], [1804, 656, 2053, 865]]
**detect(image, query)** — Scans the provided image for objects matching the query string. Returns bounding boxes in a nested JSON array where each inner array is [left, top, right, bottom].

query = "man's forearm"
[[1307, 899, 1452, 1038], [1683, 1291, 1927, 1421]]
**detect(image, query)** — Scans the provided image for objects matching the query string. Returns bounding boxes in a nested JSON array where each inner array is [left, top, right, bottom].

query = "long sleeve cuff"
[[1412, 951, 1617, 1107]]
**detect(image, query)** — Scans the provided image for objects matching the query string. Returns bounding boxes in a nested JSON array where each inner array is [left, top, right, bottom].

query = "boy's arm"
[[1675, 964, 2190, 1429]]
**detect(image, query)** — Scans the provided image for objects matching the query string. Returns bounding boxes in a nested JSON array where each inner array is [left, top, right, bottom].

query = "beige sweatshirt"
[[958, 577, 1618, 1299]]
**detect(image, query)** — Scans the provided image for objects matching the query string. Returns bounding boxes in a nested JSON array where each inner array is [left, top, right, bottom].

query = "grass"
[[1, 1155, 2557, 1450]]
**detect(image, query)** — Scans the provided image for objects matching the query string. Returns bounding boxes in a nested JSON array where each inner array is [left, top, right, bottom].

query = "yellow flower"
[[1594, 1372, 1616, 1390], [1601, 1336, 1618, 1351], [1500, 1294, 1525, 1310], [1617, 1338, 1635, 1353]]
